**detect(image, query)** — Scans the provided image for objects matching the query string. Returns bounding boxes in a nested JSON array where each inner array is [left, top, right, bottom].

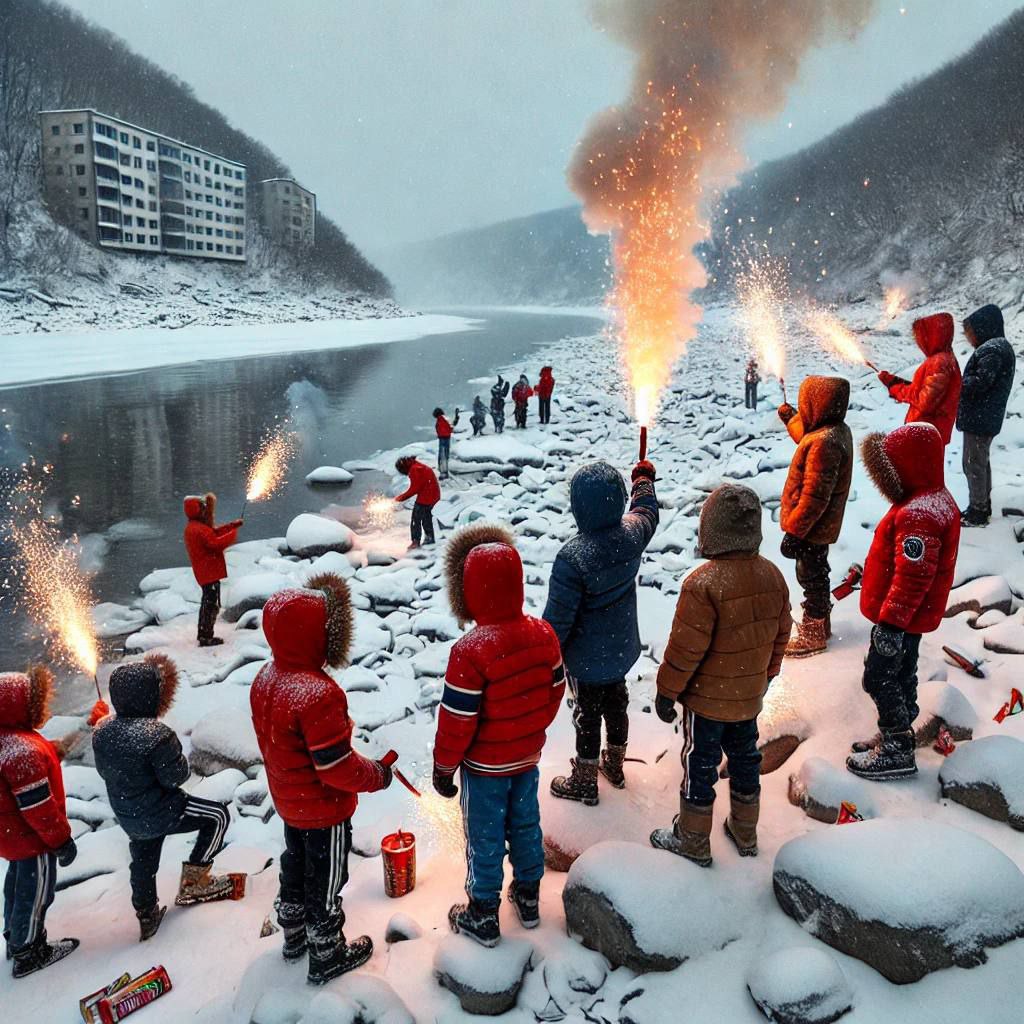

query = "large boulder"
[[913, 681, 977, 746], [787, 757, 878, 824], [939, 735, 1024, 831], [562, 841, 742, 973], [773, 818, 1024, 983], [434, 934, 533, 1016], [945, 575, 1014, 619], [223, 572, 292, 622], [285, 513, 353, 558], [189, 706, 262, 776], [747, 947, 853, 1024]]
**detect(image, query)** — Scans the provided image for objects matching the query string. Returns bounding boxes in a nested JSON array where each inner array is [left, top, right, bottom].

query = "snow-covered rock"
[[981, 610, 1024, 654], [285, 513, 353, 557], [305, 465, 355, 485], [747, 947, 853, 1024], [945, 575, 1014, 619], [298, 978, 414, 1024], [189, 706, 262, 776], [139, 566, 190, 593], [914, 680, 977, 745], [223, 571, 292, 622], [91, 601, 153, 638], [384, 913, 422, 944], [105, 517, 163, 542], [939, 735, 1024, 831], [773, 818, 1024, 982], [787, 757, 879, 824], [141, 588, 195, 625], [453, 436, 545, 468], [434, 934, 533, 1016]]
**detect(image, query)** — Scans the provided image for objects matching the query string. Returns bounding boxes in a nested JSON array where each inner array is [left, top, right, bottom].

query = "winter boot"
[[508, 880, 540, 930], [960, 506, 989, 528], [136, 905, 166, 942], [198, 637, 224, 648], [824, 602, 834, 640], [307, 935, 373, 985], [550, 758, 599, 806], [449, 899, 501, 948], [723, 790, 759, 857], [282, 925, 307, 962], [650, 801, 713, 867], [785, 616, 827, 659], [11, 934, 79, 978], [846, 730, 917, 780], [174, 862, 235, 906], [598, 744, 628, 790], [850, 732, 881, 754]]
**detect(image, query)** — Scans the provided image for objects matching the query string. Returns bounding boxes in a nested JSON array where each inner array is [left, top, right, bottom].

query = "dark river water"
[[0, 309, 600, 678]]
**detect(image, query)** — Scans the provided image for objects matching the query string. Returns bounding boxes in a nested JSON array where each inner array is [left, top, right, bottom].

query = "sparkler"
[[737, 251, 789, 403], [362, 492, 396, 531], [243, 428, 296, 517], [882, 286, 907, 321], [805, 309, 874, 368]]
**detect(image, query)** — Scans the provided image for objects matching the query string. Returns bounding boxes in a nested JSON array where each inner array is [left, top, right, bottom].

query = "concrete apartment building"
[[39, 109, 247, 262], [256, 178, 315, 248]]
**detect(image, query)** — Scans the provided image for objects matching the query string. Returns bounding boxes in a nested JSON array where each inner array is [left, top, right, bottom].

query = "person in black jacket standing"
[[92, 654, 236, 941], [957, 304, 1016, 526]]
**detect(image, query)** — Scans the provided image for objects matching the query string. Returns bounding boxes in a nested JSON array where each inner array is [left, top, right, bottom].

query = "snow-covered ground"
[[8, 300, 1024, 1022]]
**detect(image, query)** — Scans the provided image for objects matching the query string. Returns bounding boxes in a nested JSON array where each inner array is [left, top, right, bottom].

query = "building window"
[[214, 164, 220, 174], [121, 174, 131, 185], [135, 199, 144, 208], [73, 143, 84, 154], [73, 123, 84, 134], [149, 219, 158, 229], [124, 232, 133, 242], [149, 201, 157, 211], [133, 136, 141, 148], [148, 186, 155, 195], [150, 235, 158, 245], [134, 157, 142, 168], [119, 132, 128, 144], [75, 164, 86, 175], [51, 124, 60, 136], [146, 160, 156, 171], [54, 166, 64, 175], [216, 244, 223, 252], [122, 193, 132, 204], [134, 178, 144, 188], [203, 159, 210, 170], [120, 154, 130, 166], [78, 187, 87, 197], [187, 240, 194, 250], [147, 140, 155, 151]]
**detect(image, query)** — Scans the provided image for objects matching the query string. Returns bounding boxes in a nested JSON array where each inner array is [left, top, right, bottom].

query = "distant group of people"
[[466, 367, 556, 437]]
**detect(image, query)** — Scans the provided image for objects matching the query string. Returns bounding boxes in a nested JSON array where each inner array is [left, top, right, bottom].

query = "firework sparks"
[[245, 428, 296, 503], [805, 308, 873, 367], [737, 252, 788, 384], [362, 492, 396, 531], [882, 285, 907, 321], [414, 790, 465, 856]]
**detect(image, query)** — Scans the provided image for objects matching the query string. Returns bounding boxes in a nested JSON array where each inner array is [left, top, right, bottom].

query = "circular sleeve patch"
[[902, 536, 925, 562]]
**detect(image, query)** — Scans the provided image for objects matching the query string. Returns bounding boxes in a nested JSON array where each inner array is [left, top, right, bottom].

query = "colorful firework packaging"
[[836, 801, 864, 825], [941, 645, 985, 679], [993, 687, 1024, 724], [933, 725, 957, 757], [831, 562, 863, 601], [80, 967, 172, 1023]]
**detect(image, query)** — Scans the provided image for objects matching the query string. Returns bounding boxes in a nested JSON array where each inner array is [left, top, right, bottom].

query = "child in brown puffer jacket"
[[650, 483, 792, 867]]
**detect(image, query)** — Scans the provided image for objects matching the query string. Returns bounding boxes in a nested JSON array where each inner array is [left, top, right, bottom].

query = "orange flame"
[[245, 429, 296, 502], [737, 254, 788, 381], [806, 309, 870, 366]]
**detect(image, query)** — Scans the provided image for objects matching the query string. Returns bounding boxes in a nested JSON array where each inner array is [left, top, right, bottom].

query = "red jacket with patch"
[[250, 586, 386, 829], [0, 669, 71, 861], [183, 493, 238, 586], [860, 423, 961, 635], [434, 540, 564, 776], [884, 314, 962, 444], [535, 368, 555, 400], [395, 459, 440, 507]]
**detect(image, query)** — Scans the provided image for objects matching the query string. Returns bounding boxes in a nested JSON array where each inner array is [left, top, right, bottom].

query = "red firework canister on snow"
[[381, 829, 417, 898]]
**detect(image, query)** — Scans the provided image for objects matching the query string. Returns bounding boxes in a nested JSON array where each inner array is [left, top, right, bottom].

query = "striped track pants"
[[3, 851, 56, 952]]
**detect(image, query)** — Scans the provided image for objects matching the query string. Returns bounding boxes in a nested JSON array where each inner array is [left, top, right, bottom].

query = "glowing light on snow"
[[362, 493, 396, 531], [806, 308, 872, 366], [737, 252, 788, 382], [245, 428, 296, 502]]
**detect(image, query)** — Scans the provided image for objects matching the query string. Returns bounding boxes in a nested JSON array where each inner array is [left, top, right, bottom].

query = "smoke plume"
[[569, 0, 876, 422]]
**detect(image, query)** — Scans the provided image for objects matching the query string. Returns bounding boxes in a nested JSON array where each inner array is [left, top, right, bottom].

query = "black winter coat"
[[957, 305, 1015, 437], [92, 655, 189, 840]]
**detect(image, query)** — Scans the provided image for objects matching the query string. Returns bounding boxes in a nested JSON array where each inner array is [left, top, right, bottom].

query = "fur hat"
[[861, 432, 904, 504], [444, 522, 516, 626], [305, 571, 354, 668], [27, 665, 55, 730]]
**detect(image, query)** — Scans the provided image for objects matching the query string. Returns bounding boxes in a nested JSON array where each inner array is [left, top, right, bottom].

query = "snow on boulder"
[[453, 436, 545, 468], [105, 517, 163, 542], [434, 934, 534, 1016], [385, 913, 423, 944], [140, 588, 195, 625], [945, 575, 1014, 619], [913, 680, 977, 746], [410, 610, 461, 642], [91, 601, 153, 638], [305, 465, 355, 485], [563, 841, 742, 972], [223, 571, 292, 622], [773, 818, 1024, 983], [139, 566, 190, 593], [286, 513, 354, 558], [747, 947, 853, 1024], [357, 569, 418, 613], [189, 706, 262, 776], [788, 757, 879, 824], [939, 735, 1024, 831], [981, 609, 1024, 655], [191, 768, 247, 804], [306, 550, 355, 580], [298, 977, 414, 1024]]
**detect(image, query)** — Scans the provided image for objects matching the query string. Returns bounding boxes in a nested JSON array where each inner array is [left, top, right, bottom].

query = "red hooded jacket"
[[535, 368, 555, 400], [512, 380, 534, 406], [883, 314, 962, 444], [434, 530, 564, 776], [250, 580, 386, 829], [860, 423, 961, 635], [183, 493, 239, 586], [395, 460, 440, 507], [0, 668, 71, 861]]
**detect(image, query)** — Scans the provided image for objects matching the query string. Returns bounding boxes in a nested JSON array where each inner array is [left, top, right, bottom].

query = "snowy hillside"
[[8, 297, 1023, 1022]]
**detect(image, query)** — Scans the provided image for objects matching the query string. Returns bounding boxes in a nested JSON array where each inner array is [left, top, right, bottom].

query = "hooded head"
[[964, 304, 1005, 347], [796, 376, 850, 432], [445, 523, 521, 627], [395, 455, 415, 476], [433, 407, 444, 419], [183, 492, 215, 526], [862, 422, 945, 504], [569, 461, 628, 533], [0, 666, 54, 730], [262, 572, 353, 672], [109, 653, 178, 719], [697, 484, 763, 558], [911, 313, 954, 357], [540, 366, 553, 378], [519, 374, 529, 383]]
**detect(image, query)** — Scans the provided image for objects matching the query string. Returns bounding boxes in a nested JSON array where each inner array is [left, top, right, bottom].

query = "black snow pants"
[[862, 631, 921, 735], [411, 503, 435, 546], [569, 676, 629, 761], [784, 537, 832, 621], [198, 581, 221, 642]]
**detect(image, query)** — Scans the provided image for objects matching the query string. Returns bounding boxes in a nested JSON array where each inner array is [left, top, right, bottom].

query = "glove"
[[56, 839, 78, 867], [655, 694, 678, 724], [871, 623, 905, 659], [778, 403, 796, 424], [228, 518, 244, 530], [780, 533, 802, 559], [433, 767, 458, 799], [878, 370, 908, 389], [88, 699, 110, 727], [376, 761, 394, 790], [632, 460, 656, 482]]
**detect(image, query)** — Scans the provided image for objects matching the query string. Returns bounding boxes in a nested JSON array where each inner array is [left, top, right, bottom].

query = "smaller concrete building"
[[257, 178, 316, 248]]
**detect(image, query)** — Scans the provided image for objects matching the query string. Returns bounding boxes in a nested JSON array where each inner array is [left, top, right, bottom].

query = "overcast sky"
[[62, 0, 1023, 260]]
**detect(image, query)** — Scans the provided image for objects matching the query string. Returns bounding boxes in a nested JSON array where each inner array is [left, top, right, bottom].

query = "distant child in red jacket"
[[183, 492, 243, 647], [511, 374, 534, 429], [536, 366, 555, 424], [876, 313, 962, 445], [250, 573, 393, 985], [1, 667, 80, 978], [848, 423, 960, 781], [433, 524, 564, 947], [433, 407, 460, 480], [394, 455, 440, 548]]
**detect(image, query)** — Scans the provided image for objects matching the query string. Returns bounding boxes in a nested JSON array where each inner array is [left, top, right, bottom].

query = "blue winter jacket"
[[543, 462, 659, 684]]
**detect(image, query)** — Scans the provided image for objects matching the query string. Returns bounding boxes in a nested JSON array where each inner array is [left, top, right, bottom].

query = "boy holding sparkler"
[[651, 484, 792, 866], [433, 525, 564, 947], [1, 666, 80, 977], [394, 454, 440, 548], [183, 492, 243, 647], [433, 406, 460, 480]]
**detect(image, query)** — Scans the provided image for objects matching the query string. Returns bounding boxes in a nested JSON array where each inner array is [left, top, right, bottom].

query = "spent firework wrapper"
[[836, 802, 864, 825], [994, 687, 1024, 724], [80, 974, 132, 1023], [381, 829, 416, 898], [831, 563, 863, 602], [95, 966, 172, 1023], [933, 725, 957, 757]]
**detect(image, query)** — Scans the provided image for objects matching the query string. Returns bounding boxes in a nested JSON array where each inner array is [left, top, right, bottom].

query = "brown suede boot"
[[785, 616, 827, 658], [598, 744, 628, 789], [174, 862, 236, 906], [723, 789, 759, 857], [650, 800, 713, 867], [550, 758, 599, 806]]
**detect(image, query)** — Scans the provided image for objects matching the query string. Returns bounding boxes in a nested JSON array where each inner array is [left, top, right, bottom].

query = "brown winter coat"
[[779, 376, 853, 545], [657, 484, 792, 722]]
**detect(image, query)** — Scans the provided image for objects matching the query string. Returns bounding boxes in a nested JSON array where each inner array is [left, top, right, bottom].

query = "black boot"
[[449, 899, 500, 948], [846, 729, 917, 780], [11, 934, 80, 978], [282, 925, 307, 962], [598, 744, 628, 789], [307, 935, 373, 986], [550, 758, 599, 806], [960, 506, 989, 528], [508, 880, 540, 930], [136, 905, 166, 942]]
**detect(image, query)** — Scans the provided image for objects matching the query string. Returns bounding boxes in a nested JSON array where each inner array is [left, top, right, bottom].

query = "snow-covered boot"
[[723, 790, 759, 857], [11, 934, 79, 978], [785, 616, 827, 658], [282, 926, 307, 962], [846, 730, 917, 780], [508, 880, 540, 930], [136, 905, 166, 942], [449, 899, 501, 948], [849, 732, 881, 754], [307, 935, 373, 986], [960, 506, 989, 528], [550, 758, 599, 806], [650, 801, 713, 867], [198, 636, 224, 648], [174, 862, 235, 906], [598, 744, 628, 790]]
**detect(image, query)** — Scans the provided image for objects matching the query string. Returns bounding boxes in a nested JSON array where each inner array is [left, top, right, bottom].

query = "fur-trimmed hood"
[[862, 422, 944, 504], [183, 491, 216, 526], [0, 665, 54, 730], [263, 572, 353, 671], [109, 653, 179, 719], [445, 523, 520, 626]]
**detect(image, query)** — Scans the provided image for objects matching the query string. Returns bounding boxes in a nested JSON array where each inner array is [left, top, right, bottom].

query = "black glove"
[[433, 767, 458, 800], [632, 460, 656, 483], [871, 623, 905, 659], [655, 694, 678, 724], [780, 533, 802, 559], [376, 761, 394, 790], [56, 839, 78, 867]]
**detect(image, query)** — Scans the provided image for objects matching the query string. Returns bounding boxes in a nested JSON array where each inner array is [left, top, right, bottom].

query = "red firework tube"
[[865, 360, 879, 373], [639, 425, 648, 462], [381, 750, 398, 768], [381, 829, 416, 898], [381, 750, 422, 797]]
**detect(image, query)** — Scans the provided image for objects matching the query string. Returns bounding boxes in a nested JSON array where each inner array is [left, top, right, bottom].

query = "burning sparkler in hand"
[[738, 252, 789, 402], [805, 308, 877, 371]]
